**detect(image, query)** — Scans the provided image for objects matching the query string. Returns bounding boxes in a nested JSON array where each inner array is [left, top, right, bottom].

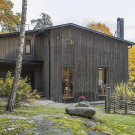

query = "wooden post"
[[105, 84, 108, 110], [105, 87, 111, 113], [113, 95, 116, 113], [125, 99, 127, 114]]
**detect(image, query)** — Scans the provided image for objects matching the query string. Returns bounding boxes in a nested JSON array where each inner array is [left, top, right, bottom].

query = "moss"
[[0, 118, 35, 135], [0, 117, 12, 121], [46, 117, 91, 135]]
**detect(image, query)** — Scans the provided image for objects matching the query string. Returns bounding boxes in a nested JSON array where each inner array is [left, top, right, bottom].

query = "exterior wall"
[[0, 33, 44, 61], [0, 32, 45, 93], [0, 63, 44, 92], [49, 26, 128, 102], [0, 27, 129, 102]]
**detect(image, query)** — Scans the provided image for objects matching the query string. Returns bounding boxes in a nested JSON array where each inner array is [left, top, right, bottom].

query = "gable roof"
[[0, 23, 134, 45]]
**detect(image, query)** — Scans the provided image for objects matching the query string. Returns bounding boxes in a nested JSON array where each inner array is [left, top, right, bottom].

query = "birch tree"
[[6, 0, 28, 112]]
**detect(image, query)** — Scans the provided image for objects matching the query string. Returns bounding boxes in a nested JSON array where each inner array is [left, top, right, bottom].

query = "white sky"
[[11, 0, 135, 42]]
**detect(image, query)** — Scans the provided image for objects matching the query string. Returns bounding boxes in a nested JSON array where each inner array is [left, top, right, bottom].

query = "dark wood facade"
[[0, 23, 134, 102]]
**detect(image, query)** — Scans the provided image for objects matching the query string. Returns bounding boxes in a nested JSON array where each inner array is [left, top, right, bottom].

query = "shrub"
[[0, 72, 40, 106], [114, 82, 135, 100]]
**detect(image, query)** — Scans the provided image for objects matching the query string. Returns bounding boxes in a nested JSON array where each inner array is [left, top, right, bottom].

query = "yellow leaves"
[[86, 22, 113, 36], [115, 82, 135, 100], [128, 45, 135, 86], [0, 71, 40, 106], [0, 0, 21, 32]]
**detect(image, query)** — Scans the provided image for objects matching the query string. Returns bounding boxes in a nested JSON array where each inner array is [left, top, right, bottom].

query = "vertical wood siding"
[[0, 63, 43, 92], [49, 26, 128, 102], [0, 33, 43, 61]]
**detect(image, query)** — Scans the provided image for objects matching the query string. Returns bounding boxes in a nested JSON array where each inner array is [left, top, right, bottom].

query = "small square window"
[[25, 39, 31, 54]]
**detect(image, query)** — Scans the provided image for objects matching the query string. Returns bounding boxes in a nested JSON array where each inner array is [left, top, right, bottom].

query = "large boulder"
[[65, 101, 96, 118]]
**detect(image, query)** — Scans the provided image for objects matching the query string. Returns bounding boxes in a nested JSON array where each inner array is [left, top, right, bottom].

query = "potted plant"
[[78, 96, 86, 102]]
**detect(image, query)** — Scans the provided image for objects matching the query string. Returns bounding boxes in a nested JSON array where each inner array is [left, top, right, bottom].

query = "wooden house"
[[0, 23, 134, 102]]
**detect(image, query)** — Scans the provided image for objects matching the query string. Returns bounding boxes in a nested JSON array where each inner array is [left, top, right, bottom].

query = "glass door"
[[98, 68, 107, 95], [62, 68, 73, 98]]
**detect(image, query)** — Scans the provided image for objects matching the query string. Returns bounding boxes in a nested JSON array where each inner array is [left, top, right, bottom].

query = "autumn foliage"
[[86, 22, 113, 36], [0, 0, 21, 33], [0, 72, 40, 106], [128, 46, 135, 87]]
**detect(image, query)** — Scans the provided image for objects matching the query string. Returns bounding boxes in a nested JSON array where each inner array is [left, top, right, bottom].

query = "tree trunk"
[[6, 0, 28, 112]]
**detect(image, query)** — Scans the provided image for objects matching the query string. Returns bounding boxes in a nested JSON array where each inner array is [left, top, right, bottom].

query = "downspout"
[[48, 36, 51, 100], [43, 31, 51, 100]]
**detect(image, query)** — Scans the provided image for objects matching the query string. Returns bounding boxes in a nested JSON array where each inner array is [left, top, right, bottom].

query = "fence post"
[[113, 95, 116, 113], [106, 87, 111, 113], [105, 84, 108, 110], [125, 99, 127, 114]]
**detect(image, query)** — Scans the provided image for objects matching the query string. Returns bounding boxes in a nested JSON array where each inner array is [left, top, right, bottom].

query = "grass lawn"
[[96, 113, 135, 126], [0, 103, 66, 116], [0, 103, 135, 135]]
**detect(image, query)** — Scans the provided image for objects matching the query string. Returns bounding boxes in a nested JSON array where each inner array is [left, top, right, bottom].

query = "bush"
[[0, 72, 40, 106], [114, 82, 135, 100]]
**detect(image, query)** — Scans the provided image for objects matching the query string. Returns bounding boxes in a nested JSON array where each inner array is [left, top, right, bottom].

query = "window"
[[62, 68, 73, 98], [98, 68, 107, 95], [25, 39, 31, 54]]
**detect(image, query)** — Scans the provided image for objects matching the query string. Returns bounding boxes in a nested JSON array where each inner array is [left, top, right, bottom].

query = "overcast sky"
[[11, 0, 135, 42]]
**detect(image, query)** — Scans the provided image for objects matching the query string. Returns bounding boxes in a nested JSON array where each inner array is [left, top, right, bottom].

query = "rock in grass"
[[65, 102, 96, 118]]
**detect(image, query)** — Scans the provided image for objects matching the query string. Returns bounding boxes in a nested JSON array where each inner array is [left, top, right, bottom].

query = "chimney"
[[117, 18, 124, 40]]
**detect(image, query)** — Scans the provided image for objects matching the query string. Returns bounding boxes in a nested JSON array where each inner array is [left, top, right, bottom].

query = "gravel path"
[[0, 97, 105, 113]]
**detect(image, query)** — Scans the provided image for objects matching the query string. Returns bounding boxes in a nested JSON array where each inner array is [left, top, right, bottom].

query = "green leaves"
[[31, 13, 53, 29]]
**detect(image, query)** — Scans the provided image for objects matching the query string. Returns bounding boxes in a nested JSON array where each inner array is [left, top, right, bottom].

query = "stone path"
[[0, 97, 105, 113]]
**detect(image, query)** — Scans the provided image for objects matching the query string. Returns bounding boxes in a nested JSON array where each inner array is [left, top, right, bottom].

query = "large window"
[[98, 68, 107, 95], [25, 39, 31, 54], [62, 68, 73, 98]]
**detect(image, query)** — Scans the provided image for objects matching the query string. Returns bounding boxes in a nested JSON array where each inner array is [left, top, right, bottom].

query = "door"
[[21, 71, 34, 89], [62, 68, 73, 98], [98, 68, 107, 95]]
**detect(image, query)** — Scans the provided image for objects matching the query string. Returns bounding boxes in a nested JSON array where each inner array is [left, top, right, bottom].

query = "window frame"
[[25, 39, 32, 54], [98, 67, 108, 96], [62, 67, 74, 99]]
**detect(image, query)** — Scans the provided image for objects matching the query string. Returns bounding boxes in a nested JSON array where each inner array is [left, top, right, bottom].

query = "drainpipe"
[[48, 36, 51, 100]]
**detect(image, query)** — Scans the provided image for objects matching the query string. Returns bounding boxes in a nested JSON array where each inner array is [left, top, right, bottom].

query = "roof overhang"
[[0, 59, 44, 64], [0, 23, 134, 46]]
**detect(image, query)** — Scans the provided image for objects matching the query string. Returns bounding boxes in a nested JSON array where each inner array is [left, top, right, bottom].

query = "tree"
[[0, 0, 21, 33], [6, 0, 28, 112], [128, 46, 135, 88], [31, 13, 53, 29], [1, 13, 21, 33], [86, 22, 113, 36]]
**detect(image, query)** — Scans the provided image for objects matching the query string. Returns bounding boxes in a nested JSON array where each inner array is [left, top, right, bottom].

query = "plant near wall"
[[0, 72, 40, 106], [114, 82, 135, 100]]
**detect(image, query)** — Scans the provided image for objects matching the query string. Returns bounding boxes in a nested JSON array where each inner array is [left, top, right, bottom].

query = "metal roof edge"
[[46, 23, 135, 45], [0, 23, 134, 45]]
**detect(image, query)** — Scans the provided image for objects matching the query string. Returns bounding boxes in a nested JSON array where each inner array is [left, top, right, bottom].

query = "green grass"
[[1, 103, 135, 135], [94, 113, 135, 135], [91, 105, 105, 108], [0, 103, 66, 116], [96, 113, 135, 126]]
